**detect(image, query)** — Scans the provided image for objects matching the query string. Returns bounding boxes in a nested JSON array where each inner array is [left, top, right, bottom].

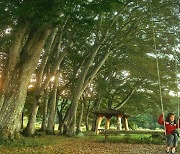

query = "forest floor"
[[0, 132, 179, 154]]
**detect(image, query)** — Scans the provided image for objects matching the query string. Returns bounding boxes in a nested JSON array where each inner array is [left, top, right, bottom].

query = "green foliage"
[[0, 133, 164, 153], [128, 114, 159, 130], [0, 0, 62, 26], [103, 134, 164, 145], [82, 132, 164, 145], [0, 136, 49, 148]]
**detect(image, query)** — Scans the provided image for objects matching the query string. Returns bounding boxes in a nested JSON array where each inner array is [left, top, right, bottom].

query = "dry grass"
[[0, 133, 179, 154]]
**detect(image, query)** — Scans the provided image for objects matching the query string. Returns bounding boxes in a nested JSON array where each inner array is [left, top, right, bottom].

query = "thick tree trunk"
[[65, 41, 105, 136], [76, 101, 84, 133], [0, 23, 50, 140], [65, 89, 83, 136], [24, 27, 72, 136], [24, 102, 39, 136], [0, 23, 30, 109], [24, 29, 57, 136], [57, 109, 63, 133], [65, 43, 110, 136], [46, 71, 59, 135]]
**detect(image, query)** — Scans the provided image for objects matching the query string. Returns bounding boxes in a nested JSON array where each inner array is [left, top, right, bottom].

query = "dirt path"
[[1, 139, 179, 154]]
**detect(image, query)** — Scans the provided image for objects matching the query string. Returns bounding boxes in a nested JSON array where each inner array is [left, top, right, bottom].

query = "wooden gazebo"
[[93, 110, 130, 134]]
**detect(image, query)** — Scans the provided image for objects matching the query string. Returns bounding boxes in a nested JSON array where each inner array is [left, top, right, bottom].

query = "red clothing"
[[158, 114, 180, 135]]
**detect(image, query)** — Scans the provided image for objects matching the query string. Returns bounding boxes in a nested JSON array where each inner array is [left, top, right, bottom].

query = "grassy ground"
[[0, 132, 178, 154]]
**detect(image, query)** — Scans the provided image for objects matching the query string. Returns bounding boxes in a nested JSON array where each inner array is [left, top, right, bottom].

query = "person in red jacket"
[[158, 113, 180, 153]]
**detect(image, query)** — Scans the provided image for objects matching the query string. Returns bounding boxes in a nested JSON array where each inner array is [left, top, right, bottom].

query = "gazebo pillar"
[[124, 116, 129, 130], [116, 115, 123, 130], [105, 117, 111, 130], [95, 115, 103, 134]]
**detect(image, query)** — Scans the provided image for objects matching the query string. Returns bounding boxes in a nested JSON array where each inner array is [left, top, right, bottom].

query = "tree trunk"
[[0, 23, 50, 140], [24, 28, 57, 136], [76, 101, 84, 133], [57, 99, 64, 132], [65, 41, 105, 136], [24, 27, 72, 136], [85, 114, 89, 131], [41, 88, 49, 131], [57, 99, 70, 134], [0, 22, 30, 109], [84, 99, 90, 131], [39, 31, 74, 93], [82, 47, 112, 92], [91, 98, 102, 131], [65, 43, 110, 136], [57, 108, 63, 133], [114, 81, 142, 110], [46, 71, 59, 134], [24, 102, 39, 136], [21, 113, 24, 130]]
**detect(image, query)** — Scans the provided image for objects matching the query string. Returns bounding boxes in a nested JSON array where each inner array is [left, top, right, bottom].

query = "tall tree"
[[64, 0, 180, 135], [0, 0, 61, 139]]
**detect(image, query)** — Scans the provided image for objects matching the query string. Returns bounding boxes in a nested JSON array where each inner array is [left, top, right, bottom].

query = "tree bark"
[[39, 31, 74, 93], [91, 97, 102, 131], [0, 23, 50, 140], [24, 18, 70, 136], [57, 99, 65, 132], [41, 88, 49, 131], [46, 71, 59, 134], [76, 100, 84, 133], [65, 43, 110, 136], [24, 102, 40, 136], [65, 43, 102, 136], [25, 27, 73, 136], [85, 114, 89, 131], [82, 47, 112, 92], [24, 28, 58, 136], [57, 99, 70, 134], [84, 99, 91, 131], [0, 22, 30, 109], [57, 108, 63, 132]]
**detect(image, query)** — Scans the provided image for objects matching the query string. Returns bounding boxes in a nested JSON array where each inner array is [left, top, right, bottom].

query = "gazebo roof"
[[92, 109, 130, 118]]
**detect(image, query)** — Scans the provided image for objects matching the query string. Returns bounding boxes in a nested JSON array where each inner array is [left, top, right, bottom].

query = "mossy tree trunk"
[[0, 22, 50, 140]]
